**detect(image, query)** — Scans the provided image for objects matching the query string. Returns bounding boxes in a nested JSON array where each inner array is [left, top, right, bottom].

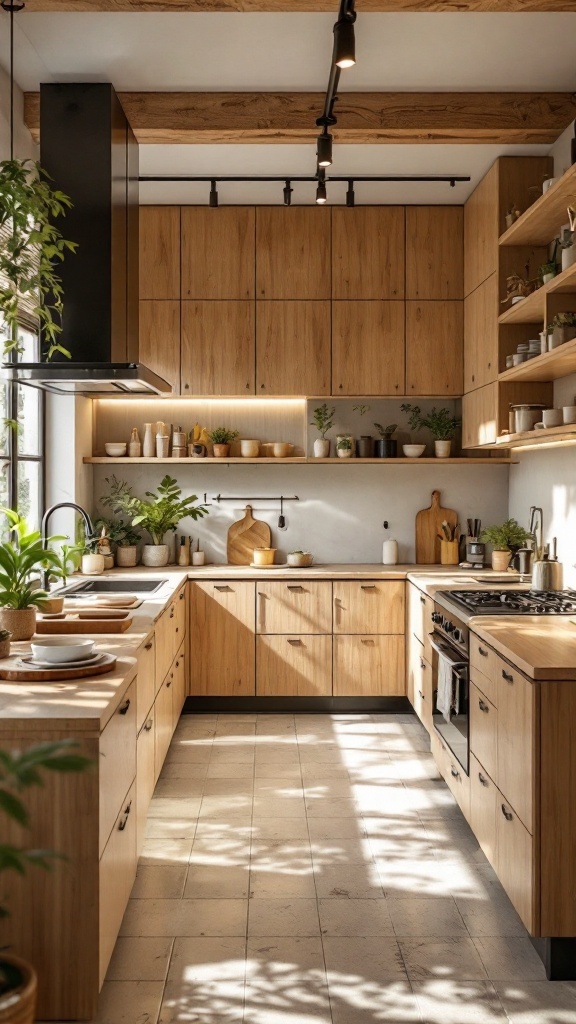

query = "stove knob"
[[444, 621, 455, 633], [453, 628, 463, 643], [431, 612, 442, 624]]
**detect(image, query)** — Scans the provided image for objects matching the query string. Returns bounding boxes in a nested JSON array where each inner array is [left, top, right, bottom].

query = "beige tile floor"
[[54, 713, 576, 1022]]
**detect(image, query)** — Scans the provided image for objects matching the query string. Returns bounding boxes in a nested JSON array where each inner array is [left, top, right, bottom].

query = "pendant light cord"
[[2, 1, 25, 161]]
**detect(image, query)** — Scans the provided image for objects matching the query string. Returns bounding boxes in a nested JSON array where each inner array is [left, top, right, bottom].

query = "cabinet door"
[[256, 300, 330, 395], [155, 590, 186, 686], [172, 644, 187, 726], [136, 709, 155, 856], [405, 301, 463, 396], [99, 681, 137, 857], [497, 660, 535, 833], [181, 300, 255, 396], [190, 581, 256, 696], [181, 207, 255, 299], [470, 753, 497, 869], [470, 681, 498, 781], [332, 207, 405, 300], [464, 274, 498, 393], [497, 793, 535, 932], [137, 634, 156, 732], [462, 383, 498, 448], [406, 207, 463, 300], [332, 301, 405, 396], [99, 783, 137, 986], [139, 301, 181, 394], [257, 581, 332, 635], [333, 581, 404, 635], [154, 676, 174, 783], [407, 584, 434, 663], [463, 164, 498, 297], [257, 635, 332, 696], [256, 207, 330, 299], [333, 635, 405, 696], [139, 206, 180, 299], [407, 633, 433, 733]]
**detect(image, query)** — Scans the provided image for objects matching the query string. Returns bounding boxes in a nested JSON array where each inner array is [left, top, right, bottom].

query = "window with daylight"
[[0, 323, 44, 533]]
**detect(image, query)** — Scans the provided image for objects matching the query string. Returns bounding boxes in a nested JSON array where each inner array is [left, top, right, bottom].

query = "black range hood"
[[5, 83, 172, 396]]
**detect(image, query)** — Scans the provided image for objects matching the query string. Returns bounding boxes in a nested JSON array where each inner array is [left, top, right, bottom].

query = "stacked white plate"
[[24, 637, 105, 670]]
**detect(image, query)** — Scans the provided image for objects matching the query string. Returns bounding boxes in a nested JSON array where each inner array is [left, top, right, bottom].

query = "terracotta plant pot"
[[142, 544, 169, 567], [81, 553, 105, 575], [213, 443, 230, 458], [0, 608, 36, 642], [434, 439, 452, 458], [0, 955, 37, 1024], [38, 595, 65, 615], [313, 438, 330, 458], [116, 545, 139, 567], [491, 550, 512, 571]]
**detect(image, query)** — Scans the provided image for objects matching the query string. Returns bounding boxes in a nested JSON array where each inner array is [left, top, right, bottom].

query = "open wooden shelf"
[[499, 163, 576, 247], [493, 423, 576, 450], [84, 456, 516, 465], [499, 335, 576, 383], [498, 260, 576, 326]]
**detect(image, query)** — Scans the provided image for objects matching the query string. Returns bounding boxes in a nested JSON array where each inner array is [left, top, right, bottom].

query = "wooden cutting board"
[[227, 505, 272, 565], [0, 653, 117, 682], [36, 614, 133, 634], [415, 489, 458, 565]]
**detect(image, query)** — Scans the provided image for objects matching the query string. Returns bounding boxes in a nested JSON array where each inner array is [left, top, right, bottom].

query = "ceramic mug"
[[240, 439, 260, 458], [272, 442, 293, 458], [563, 407, 576, 424], [542, 409, 563, 428]]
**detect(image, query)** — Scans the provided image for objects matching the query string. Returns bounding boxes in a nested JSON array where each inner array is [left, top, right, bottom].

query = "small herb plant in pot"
[[0, 509, 61, 640], [336, 435, 353, 459], [374, 423, 397, 458], [551, 312, 576, 347], [480, 519, 532, 571], [310, 404, 335, 458], [80, 531, 106, 576], [115, 522, 141, 568], [401, 404, 460, 458], [208, 427, 239, 458], [39, 543, 82, 613]]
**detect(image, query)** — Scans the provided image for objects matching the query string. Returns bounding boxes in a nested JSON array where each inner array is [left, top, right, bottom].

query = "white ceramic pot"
[[81, 553, 105, 575], [337, 447, 352, 458], [313, 438, 330, 458], [192, 551, 205, 566], [562, 406, 576, 425], [491, 550, 512, 572], [542, 272, 556, 284], [0, 607, 36, 641], [562, 245, 576, 272], [287, 551, 313, 567], [116, 545, 138, 567], [142, 544, 169, 567], [542, 408, 563, 428], [434, 439, 452, 458], [240, 439, 260, 458]]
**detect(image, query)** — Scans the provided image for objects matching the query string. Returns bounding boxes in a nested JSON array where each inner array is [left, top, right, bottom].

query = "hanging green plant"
[[0, 158, 77, 360]]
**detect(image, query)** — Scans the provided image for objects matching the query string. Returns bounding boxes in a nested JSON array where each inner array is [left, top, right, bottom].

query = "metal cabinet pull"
[[420, 658, 426, 670], [420, 595, 426, 605], [144, 718, 153, 732], [418, 690, 424, 700], [287, 638, 303, 646], [215, 585, 232, 592], [501, 803, 514, 821], [179, 591, 185, 600], [144, 641, 153, 651], [361, 638, 375, 646], [118, 800, 132, 831], [361, 585, 377, 591], [478, 772, 489, 787], [169, 606, 175, 618], [166, 677, 172, 688], [478, 646, 489, 658], [478, 699, 489, 713], [287, 585, 304, 592], [450, 766, 460, 779], [502, 669, 514, 683], [118, 699, 130, 715]]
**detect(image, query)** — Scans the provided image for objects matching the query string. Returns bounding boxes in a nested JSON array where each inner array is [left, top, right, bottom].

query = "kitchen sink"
[[61, 579, 165, 596]]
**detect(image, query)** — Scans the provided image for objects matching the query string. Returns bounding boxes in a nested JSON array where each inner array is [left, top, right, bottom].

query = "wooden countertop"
[[470, 616, 576, 681]]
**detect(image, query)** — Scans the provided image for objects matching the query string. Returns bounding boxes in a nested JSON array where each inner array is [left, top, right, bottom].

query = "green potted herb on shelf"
[[401, 404, 461, 458], [374, 423, 398, 459], [310, 404, 335, 458], [336, 435, 353, 459], [480, 518, 533, 571], [0, 509, 61, 640], [207, 427, 239, 458], [551, 312, 576, 347]]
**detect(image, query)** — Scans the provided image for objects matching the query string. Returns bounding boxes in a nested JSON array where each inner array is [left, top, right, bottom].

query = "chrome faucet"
[[41, 502, 95, 591]]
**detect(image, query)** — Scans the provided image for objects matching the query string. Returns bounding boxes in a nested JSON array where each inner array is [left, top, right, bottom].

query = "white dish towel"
[[436, 653, 454, 724]]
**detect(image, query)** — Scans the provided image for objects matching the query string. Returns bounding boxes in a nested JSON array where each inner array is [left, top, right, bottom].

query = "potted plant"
[[80, 532, 106, 576], [480, 519, 533, 571], [336, 436, 353, 459], [353, 405, 372, 457], [551, 312, 576, 347], [310, 404, 335, 458], [0, 159, 77, 361], [207, 427, 239, 458], [115, 523, 141, 568], [0, 509, 61, 640], [539, 260, 557, 285], [101, 475, 209, 567], [39, 542, 82, 614], [0, 738, 91, 1024], [401, 404, 461, 458], [374, 423, 398, 458]]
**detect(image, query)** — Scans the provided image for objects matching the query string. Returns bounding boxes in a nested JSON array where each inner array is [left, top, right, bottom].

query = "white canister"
[[382, 539, 398, 565], [192, 550, 206, 566]]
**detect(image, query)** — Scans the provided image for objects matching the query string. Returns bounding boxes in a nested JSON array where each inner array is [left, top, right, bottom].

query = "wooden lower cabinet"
[[190, 580, 256, 696], [407, 633, 433, 732], [333, 635, 405, 697], [257, 635, 332, 696], [497, 792, 535, 932], [257, 580, 332, 634], [333, 580, 404, 635], [469, 753, 497, 868], [99, 782, 137, 987], [155, 584, 187, 685], [155, 674, 174, 782], [137, 634, 156, 730], [99, 680, 137, 857], [497, 660, 535, 834], [172, 644, 187, 724], [136, 708, 156, 856], [469, 681, 498, 782], [432, 731, 470, 821]]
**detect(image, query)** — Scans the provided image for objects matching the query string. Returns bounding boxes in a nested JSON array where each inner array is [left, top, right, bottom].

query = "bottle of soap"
[[382, 521, 398, 565]]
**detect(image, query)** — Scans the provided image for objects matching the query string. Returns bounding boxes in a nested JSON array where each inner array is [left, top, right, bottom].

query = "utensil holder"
[[440, 540, 459, 565]]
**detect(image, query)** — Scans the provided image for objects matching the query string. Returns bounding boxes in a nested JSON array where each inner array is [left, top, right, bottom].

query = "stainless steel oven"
[[430, 604, 470, 775]]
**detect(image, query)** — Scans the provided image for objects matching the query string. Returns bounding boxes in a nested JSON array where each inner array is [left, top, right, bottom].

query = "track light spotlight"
[[317, 130, 333, 168], [346, 180, 355, 207], [334, 14, 356, 69], [209, 180, 218, 207], [316, 175, 327, 205], [283, 180, 293, 206]]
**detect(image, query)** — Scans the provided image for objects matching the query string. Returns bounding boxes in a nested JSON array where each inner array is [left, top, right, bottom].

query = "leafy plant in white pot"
[[401, 404, 460, 458], [310, 404, 335, 458], [102, 475, 209, 567], [0, 509, 61, 641]]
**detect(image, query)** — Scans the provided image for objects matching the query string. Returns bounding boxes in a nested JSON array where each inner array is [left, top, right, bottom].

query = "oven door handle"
[[428, 634, 467, 670]]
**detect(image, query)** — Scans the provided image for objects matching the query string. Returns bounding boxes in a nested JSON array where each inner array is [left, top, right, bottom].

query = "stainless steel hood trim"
[[3, 362, 173, 396]]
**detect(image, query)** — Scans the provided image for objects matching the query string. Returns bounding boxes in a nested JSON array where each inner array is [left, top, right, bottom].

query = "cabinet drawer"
[[432, 731, 470, 821], [470, 753, 497, 869], [99, 680, 137, 856], [333, 581, 404, 634], [497, 660, 535, 834], [333, 635, 405, 697], [172, 643, 187, 728], [99, 782, 137, 986], [156, 586, 187, 684], [136, 708, 155, 856], [407, 584, 434, 660], [257, 635, 332, 696], [407, 633, 433, 733], [137, 633, 156, 729], [155, 676, 174, 783], [497, 792, 535, 932], [470, 682, 498, 780], [470, 634, 500, 705], [257, 581, 332, 634]]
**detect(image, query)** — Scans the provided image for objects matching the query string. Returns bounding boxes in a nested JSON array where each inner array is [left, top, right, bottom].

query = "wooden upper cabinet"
[[406, 207, 463, 300], [405, 301, 463, 396], [464, 164, 499, 297], [256, 301, 330, 395], [139, 301, 181, 394], [332, 300, 404, 396], [139, 206, 180, 299], [332, 207, 405, 300], [181, 207, 255, 299], [464, 273, 498, 393], [256, 208, 330, 299], [181, 300, 255, 396]]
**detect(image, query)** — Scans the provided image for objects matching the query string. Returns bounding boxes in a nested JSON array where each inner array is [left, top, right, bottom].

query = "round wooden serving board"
[[0, 652, 117, 681]]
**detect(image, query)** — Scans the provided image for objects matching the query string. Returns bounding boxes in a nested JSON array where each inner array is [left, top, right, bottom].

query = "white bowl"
[[287, 552, 314, 567], [402, 444, 426, 458], [30, 637, 95, 664], [105, 442, 127, 457]]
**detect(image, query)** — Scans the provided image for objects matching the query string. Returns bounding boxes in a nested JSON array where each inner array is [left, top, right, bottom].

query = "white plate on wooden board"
[[20, 651, 104, 670]]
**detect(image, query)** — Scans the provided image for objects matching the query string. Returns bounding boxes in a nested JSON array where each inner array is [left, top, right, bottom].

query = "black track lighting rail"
[[139, 175, 470, 184]]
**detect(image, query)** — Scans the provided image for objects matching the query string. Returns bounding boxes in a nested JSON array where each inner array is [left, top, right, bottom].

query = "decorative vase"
[[213, 443, 230, 458], [434, 439, 452, 458], [0, 954, 37, 1024], [143, 423, 154, 458], [356, 435, 373, 458], [562, 245, 576, 272], [142, 544, 169, 567], [116, 545, 138, 568], [240, 440, 260, 458], [313, 438, 330, 458], [81, 553, 105, 575], [0, 608, 36, 642], [491, 550, 512, 571], [375, 439, 397, 458], [128, 427, 141, 458]]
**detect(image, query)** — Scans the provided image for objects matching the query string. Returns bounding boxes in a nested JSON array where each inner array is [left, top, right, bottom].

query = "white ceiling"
[[2, 10, 575, 203]]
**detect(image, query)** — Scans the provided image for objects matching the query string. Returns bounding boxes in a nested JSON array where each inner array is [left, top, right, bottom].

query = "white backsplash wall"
[[93, 462, 509, 565]]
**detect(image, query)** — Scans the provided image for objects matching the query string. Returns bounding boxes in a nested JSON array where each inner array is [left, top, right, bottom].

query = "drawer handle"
[[420, 658, 425, 670], [478, 772, 489, 787], [118, 800, 132, 831], [502, 670, 514, 683], [450, 766, 460, 779], [215, 585, 232, 592], [287, 638, 303, 646], [144, 641, 153, 651], [418, 690, 424, 700], [167, 678, 172, 688], [501, 803, 514, 821], [175, 627, 179, 634], [361, 585, 377, 591], [287, 585, 304, 592], [118, 699, 131, 715], [179, 591, 185, 600], [361, 638, 375, 646], [170, 607, 175, 619], [144, 718, 153, 732], [478, 646, 489, 658], [478, 699, 489, 713], [420, 595, 425, 605]]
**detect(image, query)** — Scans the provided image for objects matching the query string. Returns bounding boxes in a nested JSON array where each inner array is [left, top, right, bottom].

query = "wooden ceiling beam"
[[24, 91, 576, 145], [21, 2, 576, 12]]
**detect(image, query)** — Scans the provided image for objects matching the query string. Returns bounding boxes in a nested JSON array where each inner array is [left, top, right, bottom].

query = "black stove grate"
[[443, 589, 576, 615]]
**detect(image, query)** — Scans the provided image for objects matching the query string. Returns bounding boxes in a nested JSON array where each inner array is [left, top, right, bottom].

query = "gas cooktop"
[[441, 589, 576, 616]]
